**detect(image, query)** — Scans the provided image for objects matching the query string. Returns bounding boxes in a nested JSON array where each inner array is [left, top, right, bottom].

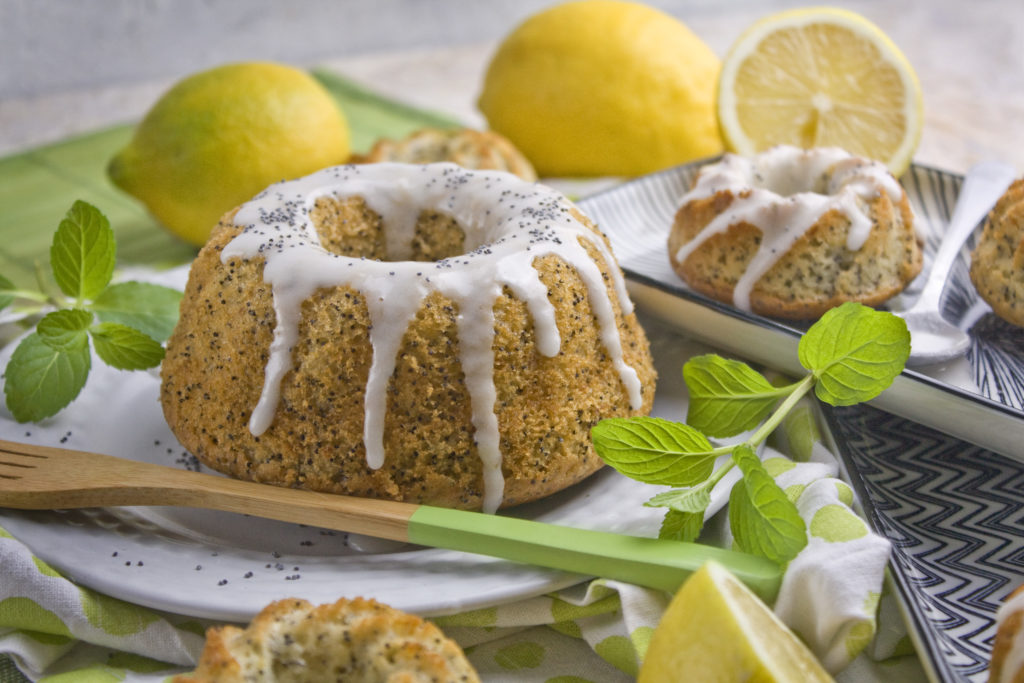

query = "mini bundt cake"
[[668, 145, 921, 319], [971, 178, 1024, 327], [351, 127, 537, 181], [160, 162, 656, 512], [174, 597, 479, 683]]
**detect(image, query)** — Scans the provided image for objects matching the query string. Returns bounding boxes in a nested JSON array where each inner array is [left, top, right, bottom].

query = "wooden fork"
[[0, 438, 782, 600]]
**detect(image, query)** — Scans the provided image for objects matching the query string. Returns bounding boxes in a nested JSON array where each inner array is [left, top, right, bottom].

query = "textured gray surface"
[[2, 0, 1023, 170]]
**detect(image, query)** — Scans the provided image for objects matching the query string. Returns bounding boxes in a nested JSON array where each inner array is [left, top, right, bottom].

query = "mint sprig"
[[592, 302, 909, 565], [0, 200, 182, 422]]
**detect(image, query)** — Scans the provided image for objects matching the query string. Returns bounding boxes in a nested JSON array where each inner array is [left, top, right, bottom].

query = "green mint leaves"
[[592, 302, 909, 566], [1, 200, 182, 422], [50, 199, 117, 301], [800, 302, 911, 405]]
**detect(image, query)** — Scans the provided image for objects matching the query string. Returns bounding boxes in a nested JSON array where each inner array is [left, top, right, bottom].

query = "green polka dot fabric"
[[0, 431, 926, 681]]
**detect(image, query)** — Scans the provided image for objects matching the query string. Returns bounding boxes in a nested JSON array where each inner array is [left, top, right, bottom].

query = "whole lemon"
[[478, 0, 723, 177], [108, 62, 350, 246]]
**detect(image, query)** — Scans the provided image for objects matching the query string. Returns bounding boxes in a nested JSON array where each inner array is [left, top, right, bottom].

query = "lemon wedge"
[[717, 7, 923, 177], [638, 561, 835, 682]]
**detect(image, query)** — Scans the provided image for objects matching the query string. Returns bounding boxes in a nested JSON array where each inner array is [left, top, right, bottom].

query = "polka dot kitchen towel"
[[0, 406, 926, 682]]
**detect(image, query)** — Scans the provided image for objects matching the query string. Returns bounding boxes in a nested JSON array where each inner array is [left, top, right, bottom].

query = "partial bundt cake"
[[970, 178, 1024, 327], [668, 145, 922, 319], [351, 127, 537, 181], [160, 162, 656, 512], [174, 597, 479, 683], [988, 584, 1024, 683]]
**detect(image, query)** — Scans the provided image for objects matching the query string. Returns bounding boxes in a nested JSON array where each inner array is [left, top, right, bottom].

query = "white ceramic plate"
[[578, 161, 1024, 464], [0, 270, 700, 621]]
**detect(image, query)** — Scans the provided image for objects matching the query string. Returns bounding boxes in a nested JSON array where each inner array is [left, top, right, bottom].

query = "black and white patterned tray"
[[825, 403, 1023, 683]]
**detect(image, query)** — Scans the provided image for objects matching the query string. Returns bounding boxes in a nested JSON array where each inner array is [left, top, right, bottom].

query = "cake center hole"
[[311, 196, 468, 262], [752, 161, 831, 197]]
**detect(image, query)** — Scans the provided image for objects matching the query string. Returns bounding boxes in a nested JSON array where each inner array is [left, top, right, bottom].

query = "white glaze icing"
[[996, 588, 1024, 683], [223, 162, 642, 513], [672, 146, 905, 312]]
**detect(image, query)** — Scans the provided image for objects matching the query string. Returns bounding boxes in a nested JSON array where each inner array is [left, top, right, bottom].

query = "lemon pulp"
[[638, 561, 834, 682], [717, 7, 923, 177]]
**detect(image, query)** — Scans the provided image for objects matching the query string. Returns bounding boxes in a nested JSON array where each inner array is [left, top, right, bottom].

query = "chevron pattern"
[[827, 403, 1024, 682]]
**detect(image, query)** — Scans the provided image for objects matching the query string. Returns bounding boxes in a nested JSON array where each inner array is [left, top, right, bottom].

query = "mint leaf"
[[728, 444, 807, 565], [50, 200, 116, 300], [659, 509, 705, 543], [4, 332, 91, 422], [591, 416, 718, 486], [92, 281, 182, 341], [90, 322, 165, 370], [37, 309, 93, 350], [0, 274, 15, 310], [646, 485, 712, 513], [798, 302, 910, 406], [684, 354, 792, 438]]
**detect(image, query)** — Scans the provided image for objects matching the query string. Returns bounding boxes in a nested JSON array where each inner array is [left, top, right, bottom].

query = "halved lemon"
[[638, 561, 834, 682], [717, 7, 923, 177]]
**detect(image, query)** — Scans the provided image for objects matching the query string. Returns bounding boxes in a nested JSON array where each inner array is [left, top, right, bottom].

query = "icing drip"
[[673, 146, 904, 312], [223, 162, 641, 513]]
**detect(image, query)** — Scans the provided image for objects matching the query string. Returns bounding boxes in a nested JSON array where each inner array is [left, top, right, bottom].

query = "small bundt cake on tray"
[[668, 145, 921, 319], [351, 127, 537, 182], [971, 178, 1024, 327], [160, 162, 656, 513]]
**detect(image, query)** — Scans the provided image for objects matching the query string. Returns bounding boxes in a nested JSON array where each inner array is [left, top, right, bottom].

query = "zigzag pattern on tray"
[[970, 314, 1024, 410], [828, 403, 1024, 683]]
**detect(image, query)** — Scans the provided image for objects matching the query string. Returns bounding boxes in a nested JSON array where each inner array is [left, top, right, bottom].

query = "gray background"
[[2, 0, 1022, 171], [5, 0, 1010, 97]]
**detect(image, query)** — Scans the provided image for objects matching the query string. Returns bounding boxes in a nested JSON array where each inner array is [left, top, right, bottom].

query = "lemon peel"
[[478, 0, 722, 177], [108, 62, 350, 246]]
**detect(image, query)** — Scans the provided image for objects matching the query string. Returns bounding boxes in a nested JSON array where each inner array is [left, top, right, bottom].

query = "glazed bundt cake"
[[174, 597, 479, 683], [668, 145, 921, 319], [351, 127, 537, 182], [160, 162, 656, 512], [970, 178, 1024, 327]]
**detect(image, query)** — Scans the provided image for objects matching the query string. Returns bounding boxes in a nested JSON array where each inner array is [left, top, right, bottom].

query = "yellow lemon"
[[477, 0, 723, 177], [717, 7, 923, 177], [108, 62, 350, 246], [638, 561, 834, 682]]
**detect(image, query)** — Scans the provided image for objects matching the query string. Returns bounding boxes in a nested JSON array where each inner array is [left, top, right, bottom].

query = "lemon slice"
[[717, 7, 923, 177], [638, 561, 834, 682]]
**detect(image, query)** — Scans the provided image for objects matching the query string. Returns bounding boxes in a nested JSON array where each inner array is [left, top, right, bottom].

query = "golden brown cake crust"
[[668, 152, 922, 320], [160, 195, 656, 510], [351, 128, 537, 182], [174, 597, 479, 683], [971, 178, 1024, 327], [989, 584, 1024, 683]]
